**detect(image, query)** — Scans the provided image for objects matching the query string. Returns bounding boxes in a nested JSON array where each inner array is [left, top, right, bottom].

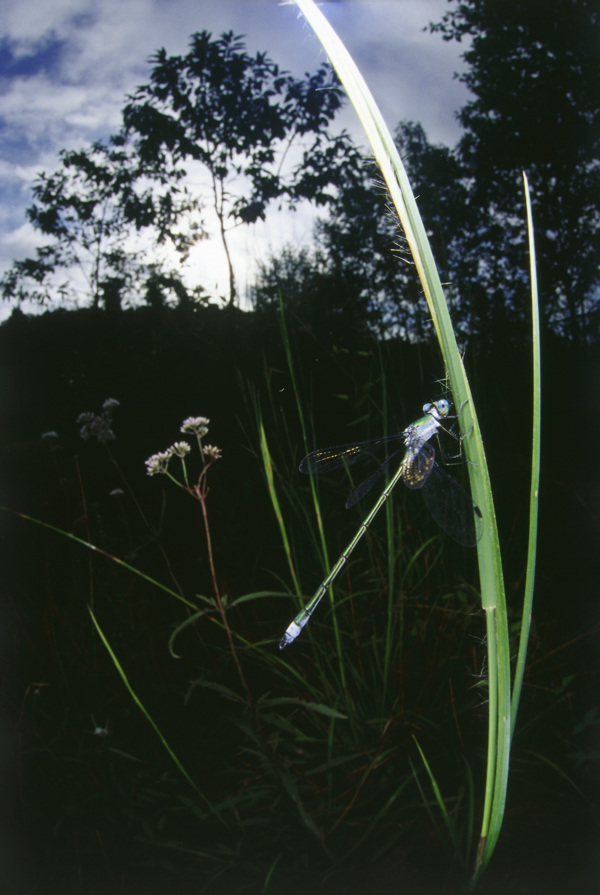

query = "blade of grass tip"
[[294, 0, 510, 879], [263, 853, 283, 894], [409, 755, 443, 842], [88, 606, 213, 809], [412, 736, 459, 852], [295, 1, 467, 414], [510, 172, 541, 737]]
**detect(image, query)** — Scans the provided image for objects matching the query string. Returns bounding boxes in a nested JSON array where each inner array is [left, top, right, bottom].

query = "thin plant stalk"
[[412, 736, 460, 854], [474, 180, 540, 881], [155, 423, 257, 716], [193, 458, 256, 714]]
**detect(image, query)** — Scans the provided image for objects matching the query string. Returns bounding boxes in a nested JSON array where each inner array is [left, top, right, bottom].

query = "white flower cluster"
[[145, 416, 221, 476], [145, 450, 172, 476], [180, 416, 210, 437], [170, 441, 192, 458]]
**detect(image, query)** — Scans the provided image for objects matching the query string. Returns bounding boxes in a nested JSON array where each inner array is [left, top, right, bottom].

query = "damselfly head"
[[423, 398, 451, 419]]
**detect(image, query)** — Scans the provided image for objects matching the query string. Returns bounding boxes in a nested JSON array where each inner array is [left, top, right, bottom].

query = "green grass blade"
[[412, 736, 459, 851], [262, 852, 283, 893], [88, 606, 206, 801], [259, 416, 302, 595], [475, 173, 541, 877], [511, 172, 541, 736], [2, 506, 197, 608]]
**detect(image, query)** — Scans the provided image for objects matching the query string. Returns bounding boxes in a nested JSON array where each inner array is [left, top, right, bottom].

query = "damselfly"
[[279, 399, 482, 649]]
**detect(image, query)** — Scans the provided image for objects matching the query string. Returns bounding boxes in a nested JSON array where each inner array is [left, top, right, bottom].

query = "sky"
[[0, 0, 470, 313]]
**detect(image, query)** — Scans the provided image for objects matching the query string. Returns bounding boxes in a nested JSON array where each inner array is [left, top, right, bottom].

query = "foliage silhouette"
[[1, 31, 351, 313], [1, 139, 206, 312], [122, 30, 349, 305], [255, 0, 599, 347], [429, 0, 600, 342]]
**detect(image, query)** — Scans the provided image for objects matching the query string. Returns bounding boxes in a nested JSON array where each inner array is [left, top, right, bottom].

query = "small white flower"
[[109, 488, 125, 497], [202, 444, 222, 460], [170, 441, 191, 458], [180, 416, 210, 436], [41, 431, 59, 441], [102, 398, 120, 410], [145, 451, 171, 475]]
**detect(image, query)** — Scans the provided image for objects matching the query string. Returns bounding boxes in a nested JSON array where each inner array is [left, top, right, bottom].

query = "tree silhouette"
[[257, 1, 600, 346], [122, 30, 348, 305], [2, 31, 349, 313], [1, 139, 205, 312], [256, 122, 470, 343], [430, 0, 600, 342]]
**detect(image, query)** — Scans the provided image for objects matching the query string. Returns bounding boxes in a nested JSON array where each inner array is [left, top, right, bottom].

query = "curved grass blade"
[[88, 607, 209, 805]]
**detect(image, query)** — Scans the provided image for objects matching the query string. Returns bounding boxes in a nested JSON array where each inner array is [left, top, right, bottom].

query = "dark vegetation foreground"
[[1, 304, 598, 894]]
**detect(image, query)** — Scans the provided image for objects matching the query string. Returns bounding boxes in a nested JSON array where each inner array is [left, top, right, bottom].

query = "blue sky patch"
[[0, 35, 66, 81]]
